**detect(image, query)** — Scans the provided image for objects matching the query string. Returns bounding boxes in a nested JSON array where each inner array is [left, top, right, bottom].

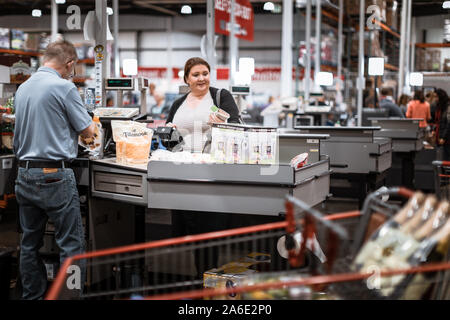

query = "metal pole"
[[357, 0, 365, 127], [304, 0, 312, 107], [51, 0, 58, 42], [206, 0, 217, 85], [314, 0, 322, 77], [411, 17, 416, 73], [166, 17, 173, 87], [95, 0, 107, 107], [113, 0, 120, 77], [398, 0, 408, 97], [337, 0, 344, 103], [404, 0, 412, 93], [229, 0, 238, 85], [281, 0, 293, 97]]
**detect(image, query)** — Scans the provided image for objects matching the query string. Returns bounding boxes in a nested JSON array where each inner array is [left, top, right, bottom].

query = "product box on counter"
[[203, 252, 271, 300], [211, 123, 277, 165]]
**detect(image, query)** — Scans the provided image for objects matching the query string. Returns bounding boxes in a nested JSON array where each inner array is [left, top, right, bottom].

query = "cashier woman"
[[165, 57, 241, 152], [165, 57, 241, 276]]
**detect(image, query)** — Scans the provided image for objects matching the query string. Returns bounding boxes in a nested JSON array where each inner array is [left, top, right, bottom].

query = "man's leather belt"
[[18, 160, 71, 169]]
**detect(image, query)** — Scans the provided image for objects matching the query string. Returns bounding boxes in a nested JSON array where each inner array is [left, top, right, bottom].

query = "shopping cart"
[[432, 160, 450, 200], [45, 187, 450, 300], [142, 187, 450, 301]]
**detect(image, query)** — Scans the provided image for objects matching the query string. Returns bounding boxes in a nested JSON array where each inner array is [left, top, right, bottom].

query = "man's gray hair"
[[43, 40, 78, 65]]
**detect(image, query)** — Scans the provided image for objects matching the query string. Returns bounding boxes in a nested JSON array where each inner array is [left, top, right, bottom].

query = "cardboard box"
[[443, 59, 450, 72], [203, 252, 271, 300], [0, 28, 9, 49]]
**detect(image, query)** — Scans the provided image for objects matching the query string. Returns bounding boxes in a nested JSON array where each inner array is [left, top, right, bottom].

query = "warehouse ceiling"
[[0, 0, 448, 17]]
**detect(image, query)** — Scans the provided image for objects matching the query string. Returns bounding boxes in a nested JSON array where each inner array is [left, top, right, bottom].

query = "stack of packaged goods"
[[0, 97, 15, 154], [210, 123, 277, 165], [351, 192, 450, 299]]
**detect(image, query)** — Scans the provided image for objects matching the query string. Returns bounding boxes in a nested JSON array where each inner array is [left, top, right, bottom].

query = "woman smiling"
[[166, 57, 241, 153]]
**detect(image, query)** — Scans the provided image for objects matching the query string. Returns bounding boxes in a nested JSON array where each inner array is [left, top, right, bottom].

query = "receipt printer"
[[152, 126, 184, 151]]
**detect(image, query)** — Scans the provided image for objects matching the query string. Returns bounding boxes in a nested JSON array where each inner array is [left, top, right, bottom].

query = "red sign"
[[215, 0, 254, 42], [135, 67, 180, 79]]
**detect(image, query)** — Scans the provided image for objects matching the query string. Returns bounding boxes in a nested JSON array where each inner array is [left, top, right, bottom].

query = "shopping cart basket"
[[432, 160, 450, 200], [45, 200, 360, 300], [144, 187, 449, 300], [46, 187, 450, 300]]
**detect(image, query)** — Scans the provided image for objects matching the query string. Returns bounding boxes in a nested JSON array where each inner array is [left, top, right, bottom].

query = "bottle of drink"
[[85, 88, 95, 111]]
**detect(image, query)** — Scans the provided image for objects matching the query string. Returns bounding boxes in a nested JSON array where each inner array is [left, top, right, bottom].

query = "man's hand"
[[80, 122, 96, 139], [439, 138, 445, 145]]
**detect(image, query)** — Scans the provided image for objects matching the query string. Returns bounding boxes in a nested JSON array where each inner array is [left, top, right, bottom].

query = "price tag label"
[[94, 45, 104, 106]]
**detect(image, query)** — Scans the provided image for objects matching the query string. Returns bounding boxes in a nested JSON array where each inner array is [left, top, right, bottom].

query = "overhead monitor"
[[105, 78, 134, 90]]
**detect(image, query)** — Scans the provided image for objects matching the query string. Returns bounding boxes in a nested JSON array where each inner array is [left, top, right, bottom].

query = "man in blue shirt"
[[379, 87, 405, 118], [13, 40, 95, 300]]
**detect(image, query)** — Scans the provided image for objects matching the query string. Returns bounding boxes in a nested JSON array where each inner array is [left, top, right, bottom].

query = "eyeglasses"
[[66, 59, 77, 79]]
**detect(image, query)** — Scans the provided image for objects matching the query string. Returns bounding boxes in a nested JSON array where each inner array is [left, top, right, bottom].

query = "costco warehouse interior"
[[0, 0, 449, 302]]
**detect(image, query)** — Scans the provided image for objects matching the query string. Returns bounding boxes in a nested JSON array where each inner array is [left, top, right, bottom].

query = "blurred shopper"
[[166, 57, 240, 277], [13, 40, 95, 299], [379, 87, 404, 118], [146, 82, 156, 115], [434, 89, 450, 160], [426, 91, 439, 122], [406, 90, 431, 129], [150, 87, 170, 120], [397, 94, 411, 116]]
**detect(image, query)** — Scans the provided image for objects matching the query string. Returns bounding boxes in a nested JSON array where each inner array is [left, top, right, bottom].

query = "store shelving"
[[0, 48, 41, 57]]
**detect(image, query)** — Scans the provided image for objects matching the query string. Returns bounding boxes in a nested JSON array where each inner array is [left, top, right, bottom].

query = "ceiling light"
[[263, 2, 275, 11], [316, 72, 334, 86], [55, 0, 66, 4], [409, 73, 423, 87], [32, 9, 42, 17], [239, 57, 255, 76], [123, 59, 138, 76], [443, 1, 450, 9], [368, 57, 385, 76], [181, 5, 192, 14], [107, 7, 113, 15]]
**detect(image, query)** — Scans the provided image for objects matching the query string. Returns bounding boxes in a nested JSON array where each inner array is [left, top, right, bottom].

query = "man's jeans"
[[15, 167, 85, 300]]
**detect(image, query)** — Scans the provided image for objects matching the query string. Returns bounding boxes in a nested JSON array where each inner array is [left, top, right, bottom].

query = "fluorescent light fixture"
[[409, 72, 423, 86], [55, 0, 66, 4], [123, 59, 138, 76], [239, 57, 255, 76], [235, 71, 252, 85], [181, 5, 192, 14], [263, 2, 275, 11], [316, 72, 334, 86], [107, 7, 113, 15], [368, 57, 385, 76], [32, 9, 42, 17], [443, 1, 450, 9]]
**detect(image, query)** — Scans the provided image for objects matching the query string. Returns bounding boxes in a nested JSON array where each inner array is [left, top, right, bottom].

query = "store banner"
[[214, 0, 254, 42]]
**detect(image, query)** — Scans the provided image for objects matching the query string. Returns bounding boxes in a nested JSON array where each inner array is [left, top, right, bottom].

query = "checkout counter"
[[87, 129, 332, 251], [295, 126, 392, 207], [370, 118, 426, 190]]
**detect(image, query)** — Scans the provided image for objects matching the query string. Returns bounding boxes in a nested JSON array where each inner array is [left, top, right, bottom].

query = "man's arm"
[[79, 122, 96, 139]]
